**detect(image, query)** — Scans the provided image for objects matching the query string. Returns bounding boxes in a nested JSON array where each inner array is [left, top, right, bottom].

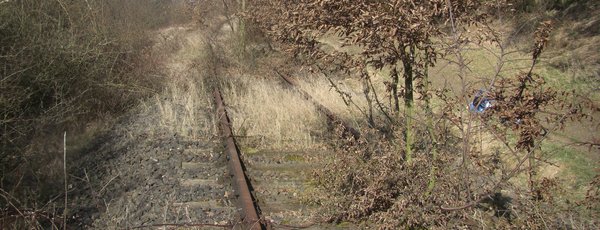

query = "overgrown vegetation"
[[1, 0, 597, 228], [0, 0, 195, 228], [244, 0, 599, 228]]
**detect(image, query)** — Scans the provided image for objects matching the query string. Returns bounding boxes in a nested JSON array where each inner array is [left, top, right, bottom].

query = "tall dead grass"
[[195, 13, 330, 150], [223, 76, 325, 149], [296, 74, 370, 127], [141, 26, 217, 140], [153, 77, 213, 139]]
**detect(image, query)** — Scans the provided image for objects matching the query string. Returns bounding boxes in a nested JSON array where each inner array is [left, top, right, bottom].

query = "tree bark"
[[391, 67, 400, 113], [402, 46, 415, 162]]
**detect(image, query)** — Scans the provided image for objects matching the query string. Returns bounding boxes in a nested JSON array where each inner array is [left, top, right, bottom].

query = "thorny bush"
[[311, 21, 598, 229], [242, 1, 599, 228]]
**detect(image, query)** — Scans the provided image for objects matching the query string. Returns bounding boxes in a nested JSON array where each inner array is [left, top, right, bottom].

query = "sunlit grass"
[[545, 143, 597, 189], [223, 76, 326, 149]]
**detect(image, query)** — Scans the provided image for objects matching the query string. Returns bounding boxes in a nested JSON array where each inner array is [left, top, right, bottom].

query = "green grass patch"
[[241, 146, 260, 156], [284, 154, 305, 162], [336, 221, 353, 228], [544, 143, 596, 189]]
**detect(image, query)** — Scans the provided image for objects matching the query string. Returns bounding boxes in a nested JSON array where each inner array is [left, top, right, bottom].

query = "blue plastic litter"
[[469, 89, 493, 113]]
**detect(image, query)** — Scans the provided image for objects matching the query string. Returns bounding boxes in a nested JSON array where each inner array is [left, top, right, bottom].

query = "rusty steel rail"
[[213, 88, 265, 230], [276, 71, 361, 140]]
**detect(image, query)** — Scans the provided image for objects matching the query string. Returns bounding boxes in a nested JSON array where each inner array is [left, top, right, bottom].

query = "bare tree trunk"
[[403, 47, 414, 110], [391, 67, 400, 114], [402, 46, 415, 162], [529, 149, 536, 197]]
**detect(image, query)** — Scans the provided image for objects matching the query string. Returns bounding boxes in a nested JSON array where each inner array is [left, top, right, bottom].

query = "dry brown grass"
[[153, 77, 213, 139], [191, 15, 331, 150], [140, 25, 216, 140], [296, 73, 370, 125], [222, 75, 326, 149], [128, 3, 325, 151]]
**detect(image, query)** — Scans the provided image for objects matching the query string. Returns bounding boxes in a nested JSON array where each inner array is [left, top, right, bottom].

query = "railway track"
[[150, 86, 266, 230], [185, 12, 362, 229], [68, 12, 361, 228], [213, 88, 264, 230], [205, 73, 361, 229]]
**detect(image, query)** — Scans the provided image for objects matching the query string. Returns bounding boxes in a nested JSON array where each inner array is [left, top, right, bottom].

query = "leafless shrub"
[[247, 1, 598, 229], [0, 0, 195, 228]]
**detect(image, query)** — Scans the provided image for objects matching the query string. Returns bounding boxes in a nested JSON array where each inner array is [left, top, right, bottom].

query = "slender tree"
[[247, 0, 485, 161]]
